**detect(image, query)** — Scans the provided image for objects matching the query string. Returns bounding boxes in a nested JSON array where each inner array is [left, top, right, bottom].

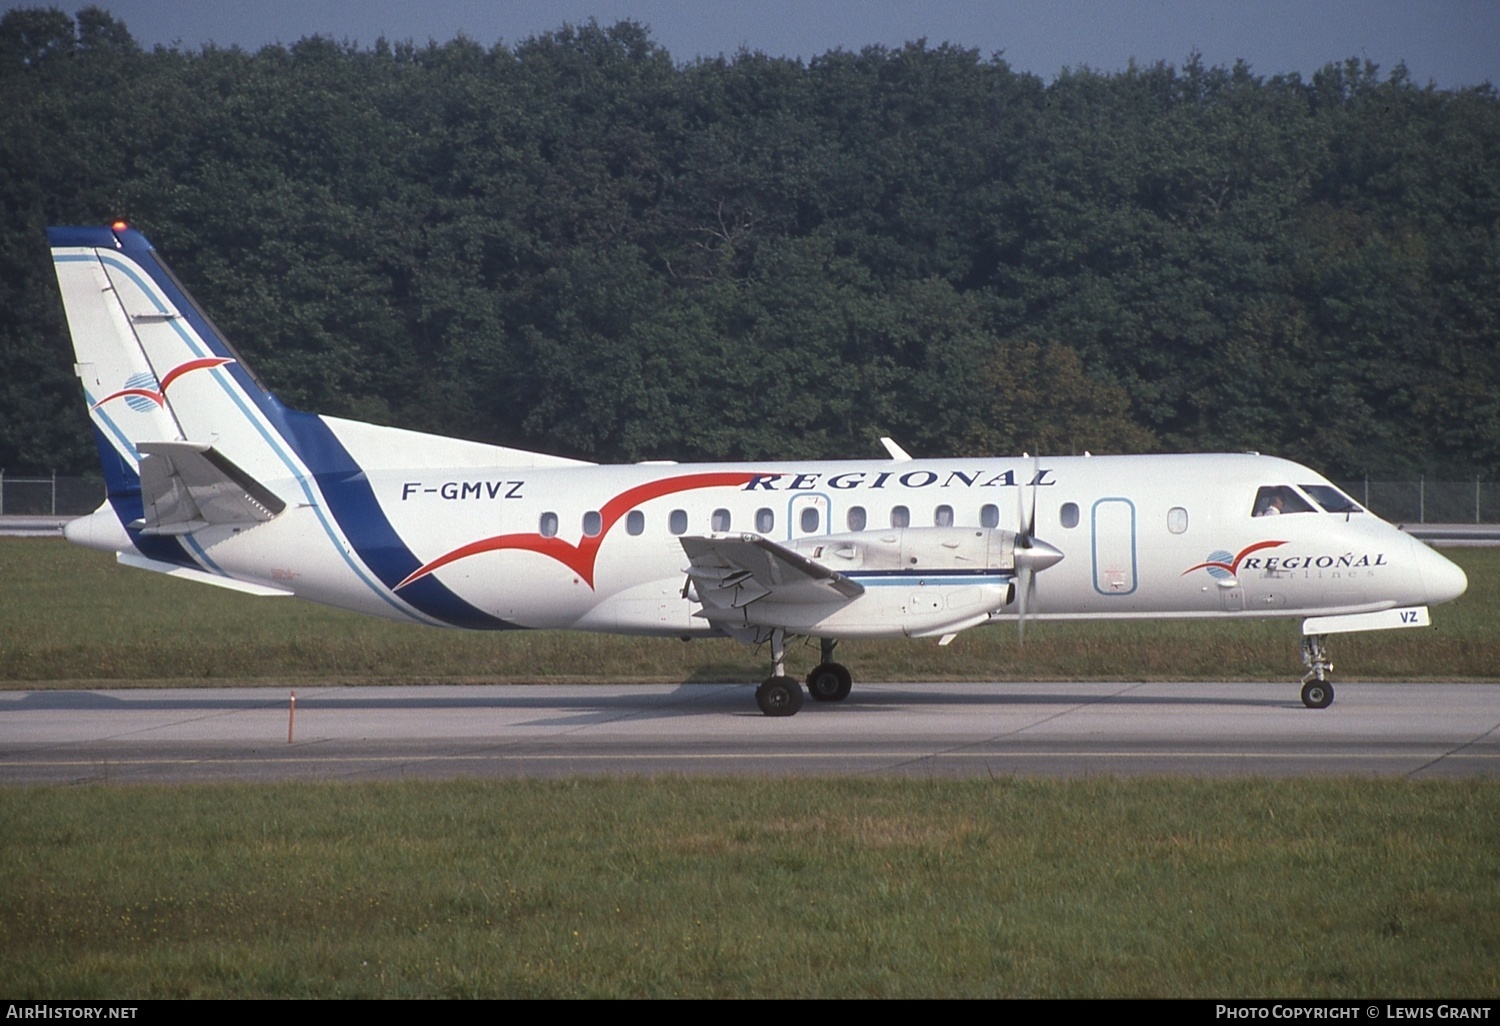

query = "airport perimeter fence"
[[1333, 479, 1495, 525], [2, 471, 1497, 524], [0, 472, 104, 516]]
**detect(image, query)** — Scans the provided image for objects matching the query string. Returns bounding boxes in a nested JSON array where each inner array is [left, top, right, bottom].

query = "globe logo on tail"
[[120, 371, 159, 413]]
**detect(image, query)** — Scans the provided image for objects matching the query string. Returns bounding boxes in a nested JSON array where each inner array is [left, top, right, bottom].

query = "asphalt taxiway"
[[2, 681, 1497, 784]]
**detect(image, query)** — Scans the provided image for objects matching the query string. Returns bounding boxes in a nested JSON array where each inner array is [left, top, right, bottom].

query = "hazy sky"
[[10, 0, 1498, 89]]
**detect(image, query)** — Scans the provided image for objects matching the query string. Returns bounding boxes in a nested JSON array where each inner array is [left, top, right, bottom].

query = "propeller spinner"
[[1014, 454, 1064, 640]]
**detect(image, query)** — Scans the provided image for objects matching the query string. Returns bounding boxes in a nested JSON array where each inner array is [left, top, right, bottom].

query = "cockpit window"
[[1301, 484, 1363, 514], [1252, 486, 1315, 516]]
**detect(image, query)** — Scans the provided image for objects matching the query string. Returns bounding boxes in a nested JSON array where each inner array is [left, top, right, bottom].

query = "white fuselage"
[[69, 448, 1462, 638]]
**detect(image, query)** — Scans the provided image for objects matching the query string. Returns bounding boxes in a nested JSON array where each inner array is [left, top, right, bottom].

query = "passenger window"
[[582, 510, 602, 537], [1167, 507, 1188, 534], [756, 508, 774, 533], [846, 506, 867, 531], [539, 511, 559, 538], [711, 508, 731, 532], [980, 504, 1000, 529], [1253, 486, 1314, 517], [934, 504, 954, 527], [890, 505, 910, 529], [626, 510, 645, 536], [800, 507, 820, 533], [669, 509, 688, 535], [1060, 502, 1079, 529]]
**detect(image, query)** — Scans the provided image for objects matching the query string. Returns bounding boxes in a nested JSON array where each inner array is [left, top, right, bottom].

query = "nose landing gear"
[[1300, 634, 1334, 709]]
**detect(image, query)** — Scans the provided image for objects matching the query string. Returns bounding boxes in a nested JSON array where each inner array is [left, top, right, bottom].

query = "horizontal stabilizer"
[[134, 441, 286, 536], [681, 534, 864, 612], [117, 552, 294, 596]]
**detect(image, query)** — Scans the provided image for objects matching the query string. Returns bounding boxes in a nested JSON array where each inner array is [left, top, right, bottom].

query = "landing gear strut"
[[806, 639, 853, 702], [1300, 634, 1334, 709], [755, 628, 804, 716]]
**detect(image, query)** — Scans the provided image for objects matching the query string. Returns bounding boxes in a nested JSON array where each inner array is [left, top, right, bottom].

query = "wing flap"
[[681, 534, 864, 611]]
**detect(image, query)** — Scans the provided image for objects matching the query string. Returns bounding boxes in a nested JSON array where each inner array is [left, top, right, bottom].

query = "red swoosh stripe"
[[89, 358, 235, 411], [91, 386, 163, 410], [160, 357, 234, 391], [1181, 539, 1287, 576], [395, 471, 759, 591]]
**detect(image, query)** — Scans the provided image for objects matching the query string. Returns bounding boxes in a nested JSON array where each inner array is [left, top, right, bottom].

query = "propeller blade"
[[1016, 459, 1029, 542], [1017, 564, 1031, 643], [1015, 453, 1043, 642], [1028, 454, 1039, 540]]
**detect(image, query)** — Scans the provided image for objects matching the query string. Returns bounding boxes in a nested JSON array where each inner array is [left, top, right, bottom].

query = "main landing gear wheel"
[[1301, 679, 1334, 709], [806, 662, 853, 702], [756, 676, 804, 717]]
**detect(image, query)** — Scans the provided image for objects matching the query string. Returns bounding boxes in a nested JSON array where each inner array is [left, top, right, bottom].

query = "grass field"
[[1, 539, 1495, 685], [2, 778, 1497, 998]]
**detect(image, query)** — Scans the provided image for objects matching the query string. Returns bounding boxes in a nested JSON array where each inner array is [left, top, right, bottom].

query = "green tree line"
[[3, 7, 1497, 478]]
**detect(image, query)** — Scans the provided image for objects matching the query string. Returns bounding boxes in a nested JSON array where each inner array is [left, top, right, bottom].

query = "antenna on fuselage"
[[879, 437, 913, 462]]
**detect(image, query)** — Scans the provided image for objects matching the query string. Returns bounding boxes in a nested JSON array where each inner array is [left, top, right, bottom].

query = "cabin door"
[[1091, 498, 1137, 596]]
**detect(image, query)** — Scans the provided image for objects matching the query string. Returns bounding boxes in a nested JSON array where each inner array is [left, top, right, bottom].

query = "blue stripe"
[[846, 570, 1012, 587], [93, 250, 436, 623], [83, 241, 518, 630], [275, 409, 524, 630]]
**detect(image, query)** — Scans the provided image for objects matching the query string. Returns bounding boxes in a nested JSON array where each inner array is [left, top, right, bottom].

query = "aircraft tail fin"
[[48, 225, 575, 630], [49, 224, 281, 491], [50, 224, 592, 485]]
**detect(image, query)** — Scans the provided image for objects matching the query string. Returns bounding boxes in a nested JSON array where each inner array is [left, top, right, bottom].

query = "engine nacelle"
[[787, 526, 1016, 575]]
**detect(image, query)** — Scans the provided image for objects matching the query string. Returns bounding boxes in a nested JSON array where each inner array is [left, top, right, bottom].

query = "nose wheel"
[[1300, 679, 1334, 709], [1300, 634, 1335, 709]]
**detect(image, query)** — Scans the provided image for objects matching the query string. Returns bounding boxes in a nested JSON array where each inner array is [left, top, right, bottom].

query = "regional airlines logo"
[[90, 357, 235, 411], [1182, 541, 1287, 579], [1182, 541, 1391, 579], [394, 471, 759, 592]]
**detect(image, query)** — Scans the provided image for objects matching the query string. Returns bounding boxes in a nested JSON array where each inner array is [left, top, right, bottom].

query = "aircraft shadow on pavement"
[[7, 682, 1293, 719]]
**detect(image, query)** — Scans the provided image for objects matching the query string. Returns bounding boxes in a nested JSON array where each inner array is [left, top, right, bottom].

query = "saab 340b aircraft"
[[50, 224, 1469, 715]]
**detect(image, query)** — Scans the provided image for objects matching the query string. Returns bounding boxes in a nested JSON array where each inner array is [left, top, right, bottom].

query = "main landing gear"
[[754, 629, 803, 716], [754, 634, 853, 716], [1300, 634, 1334, 709], [806, 639, 853, 702]]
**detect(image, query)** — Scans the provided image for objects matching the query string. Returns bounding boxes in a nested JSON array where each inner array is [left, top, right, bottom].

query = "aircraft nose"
[[1414, 539, 1468, 606]]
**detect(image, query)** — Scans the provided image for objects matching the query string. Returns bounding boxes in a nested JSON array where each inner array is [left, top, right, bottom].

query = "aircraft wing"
[[680, 534, 865, 611], [134, 440, 287, 535]]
